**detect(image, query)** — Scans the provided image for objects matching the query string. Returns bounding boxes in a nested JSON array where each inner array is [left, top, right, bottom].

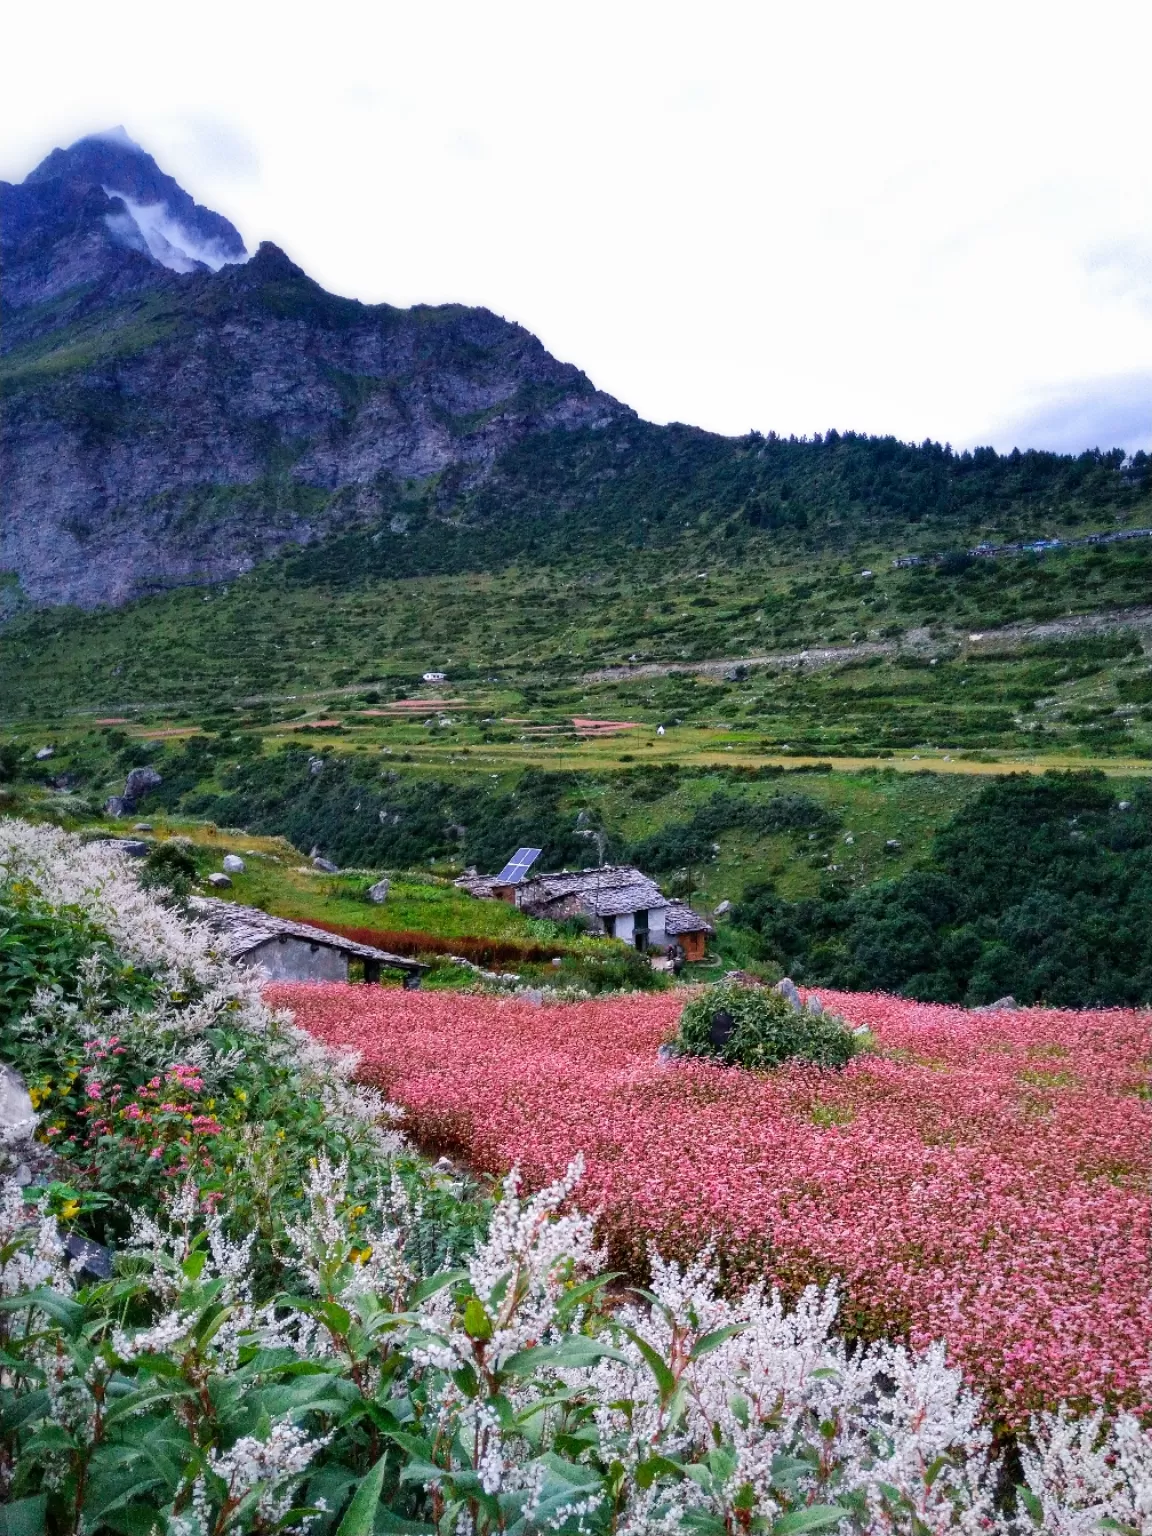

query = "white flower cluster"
[[0, 818, 409, 1157]]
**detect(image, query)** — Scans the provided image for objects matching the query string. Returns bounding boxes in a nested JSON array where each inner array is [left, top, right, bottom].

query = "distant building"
[[422, 671, 447, 682], [456, 864, 715, 961], [189, 897, 426, 984]]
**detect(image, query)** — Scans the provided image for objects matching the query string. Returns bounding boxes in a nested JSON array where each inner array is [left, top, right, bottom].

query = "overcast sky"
[[4, 0, 1151, 455]]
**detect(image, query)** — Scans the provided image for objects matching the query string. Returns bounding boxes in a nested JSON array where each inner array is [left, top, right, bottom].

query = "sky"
[[3, 0, 1151, 455]]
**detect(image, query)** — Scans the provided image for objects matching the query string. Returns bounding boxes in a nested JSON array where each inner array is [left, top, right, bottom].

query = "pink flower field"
[[270, 983, 1152, 1423]]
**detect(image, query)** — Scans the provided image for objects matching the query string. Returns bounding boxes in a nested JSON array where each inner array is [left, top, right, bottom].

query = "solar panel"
[[495, 847, 542, 885]]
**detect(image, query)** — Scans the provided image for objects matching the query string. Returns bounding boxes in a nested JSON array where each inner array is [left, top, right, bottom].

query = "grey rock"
[[772, 977, 803, 1011], [35, 745, 54, 759], [64, 1233, 114, 1280], [107, 765, 162, 816], [367, 878, 390, 903], [0, 1064, 36, 1143], [133, 821, 153, 831], [1118, 800, 1132, 811], [524, 988, 544, 1006], [885, 839, 902, 851], [308, 758, 325, 776], [312, 856, 339, 873], [805, 995, 824, 1015], [2, 138, 628, 611], [222, 854, 245, 873], [713, 899, 732, 916], [206, 872, 232, 888], [109, 838, 150, 857], [656, 1043, 681, 1065]]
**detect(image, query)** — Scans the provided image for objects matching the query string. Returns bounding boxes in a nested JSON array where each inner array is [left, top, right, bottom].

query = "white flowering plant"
[[1, 819, 1149, 1536]]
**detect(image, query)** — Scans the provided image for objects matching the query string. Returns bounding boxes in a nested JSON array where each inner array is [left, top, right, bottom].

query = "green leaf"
[[0, 1495, 47, 1536], [410, 1269, 467, 1305], [0, 1287, 83, 1331], [636, 1454, 685, 1490], [1016, 1487, 1043, 1524], [504, 1336, 630, 1377], [616, 1326, 676, 1402], [772, 1507, 848, 1534], [335, 1450, 389, 1536], [463, 1297, 493, 1340], [688, 1323, 747, 1362]]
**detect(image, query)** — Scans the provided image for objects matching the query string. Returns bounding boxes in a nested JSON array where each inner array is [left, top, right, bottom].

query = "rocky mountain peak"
[[1, 129, 248, 312]]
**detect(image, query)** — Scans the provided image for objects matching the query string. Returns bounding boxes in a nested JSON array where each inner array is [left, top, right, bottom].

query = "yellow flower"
[[28, 1084, 51, 1109], [349, 1245, 373, 1265], [235, 1089, 247, 1102], [347, 1204, 367, 1220], [60, 1199, 81, 1222]]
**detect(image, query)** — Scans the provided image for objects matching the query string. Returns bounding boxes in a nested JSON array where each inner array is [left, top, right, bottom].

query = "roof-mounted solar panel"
[[495, 847, 542, 885]]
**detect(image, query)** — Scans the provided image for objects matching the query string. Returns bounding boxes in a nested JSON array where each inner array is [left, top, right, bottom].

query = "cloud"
[[1085, 240, 1152, 313], [169, 116, 260, 183], [986, 373, 1151, 456], [105, 192, 245, 273]]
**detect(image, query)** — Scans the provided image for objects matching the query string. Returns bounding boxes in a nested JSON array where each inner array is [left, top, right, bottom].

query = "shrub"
[[675, 981, 862, 1069]]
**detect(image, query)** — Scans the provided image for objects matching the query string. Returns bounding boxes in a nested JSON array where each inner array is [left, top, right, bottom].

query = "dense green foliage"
[[283, 423, 1152, 587], [629, 790, 839, 872], [192, 754, 609, 873], [675, 981, 862, 1070], [735, 774, 1152, 1005]]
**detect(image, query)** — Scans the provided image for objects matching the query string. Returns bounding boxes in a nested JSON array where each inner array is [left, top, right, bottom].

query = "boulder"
[[35, 746, 54, 760], [133, 822, 153, 832], [312, 856, 339, 873], [368, 878, 390, 903], [805, 994, 824, 1015], [713, 899, 732, 916], [308, 757, 325, 775], [772, 977, 802, 1011], [222, 854, 245, 873], [0, 1064, 36, 1144], [107, 764, 162, 817], [207, 872, 233, 889]]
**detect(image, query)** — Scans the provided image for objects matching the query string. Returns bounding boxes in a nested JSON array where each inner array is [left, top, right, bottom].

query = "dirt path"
[[584, 606, 1152, 683]]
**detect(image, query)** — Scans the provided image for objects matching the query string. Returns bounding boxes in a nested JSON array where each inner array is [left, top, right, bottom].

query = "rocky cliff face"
[[0, 132, 628, 607]]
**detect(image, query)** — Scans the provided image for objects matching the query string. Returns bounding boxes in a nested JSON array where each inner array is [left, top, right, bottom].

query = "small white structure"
[[188, 897, 425, 984], [422, 671, 447, 683]]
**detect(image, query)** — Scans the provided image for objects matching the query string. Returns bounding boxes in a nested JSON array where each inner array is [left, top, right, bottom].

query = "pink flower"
[[271, 980, 1152, 1424]]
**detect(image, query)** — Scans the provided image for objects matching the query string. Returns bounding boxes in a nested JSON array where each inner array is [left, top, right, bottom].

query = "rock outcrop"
[[0, 132, 629, 608]]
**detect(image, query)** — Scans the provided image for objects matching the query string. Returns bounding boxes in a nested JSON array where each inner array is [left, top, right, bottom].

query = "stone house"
[[458, 865, 714, 961], [189, 897, 426, 984]]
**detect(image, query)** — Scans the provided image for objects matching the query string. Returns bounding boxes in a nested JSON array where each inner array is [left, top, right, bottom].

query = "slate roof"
[[188, 897, 426, 971], [518, 865, 667, 918], [664, 900, 715, 937]]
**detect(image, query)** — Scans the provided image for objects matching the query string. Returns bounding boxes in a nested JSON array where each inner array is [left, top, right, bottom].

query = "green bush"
[[674, 981, 862, 1070]]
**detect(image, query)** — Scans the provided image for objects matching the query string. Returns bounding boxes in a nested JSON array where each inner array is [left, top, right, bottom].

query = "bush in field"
[[675, 980, 862, 1069]]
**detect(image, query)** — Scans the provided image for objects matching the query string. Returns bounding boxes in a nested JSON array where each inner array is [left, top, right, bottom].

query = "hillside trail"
[[584, 605, 1152, 683]]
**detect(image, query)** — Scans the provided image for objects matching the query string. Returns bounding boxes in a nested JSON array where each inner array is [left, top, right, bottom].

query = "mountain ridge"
[[1, 132, 1149, 614]]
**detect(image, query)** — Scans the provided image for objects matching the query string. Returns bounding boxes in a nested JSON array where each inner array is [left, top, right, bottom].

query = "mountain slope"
[[0, 133, 628, 606], [1, 131, 1150, 614]]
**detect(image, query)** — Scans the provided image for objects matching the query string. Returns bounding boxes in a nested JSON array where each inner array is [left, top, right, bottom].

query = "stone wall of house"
[[241, 937, 350, 983]]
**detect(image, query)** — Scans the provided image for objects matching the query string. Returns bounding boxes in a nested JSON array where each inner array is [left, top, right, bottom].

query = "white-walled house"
[[458, 865, 714, 960]]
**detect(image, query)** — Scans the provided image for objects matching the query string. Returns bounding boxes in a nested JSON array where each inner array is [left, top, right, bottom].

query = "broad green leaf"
[[636, 1454, 686, 1489], [616, 1326, 676, 1401], [335, 1450, 389, 1536], [504, 1336, 629, 1377], [0, 1495, 47, 1536], [463, 1297, 493, 1340], [772, 1507, 849, 1534], [0, 1287, 83, 1331], [689, 1323, 747, 1362], [410, 1269, 467, 1305]]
